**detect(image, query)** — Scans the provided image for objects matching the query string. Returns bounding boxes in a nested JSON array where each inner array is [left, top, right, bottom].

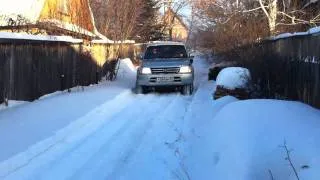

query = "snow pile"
[[116, 58, 137, 87], [117, 58, 136, 77], [195, 99, 320, 180], [0, 32, 83, 43], [216, 67, 251, 90]]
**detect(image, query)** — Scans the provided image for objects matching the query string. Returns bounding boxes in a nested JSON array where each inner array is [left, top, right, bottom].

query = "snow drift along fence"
[[0, 39, 140, 104], [229, 34, 320, 108]]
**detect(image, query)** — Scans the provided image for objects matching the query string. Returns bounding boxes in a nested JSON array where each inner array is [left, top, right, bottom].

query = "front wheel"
[[182, 84, 193, 95], [135, 85, 145, 94]]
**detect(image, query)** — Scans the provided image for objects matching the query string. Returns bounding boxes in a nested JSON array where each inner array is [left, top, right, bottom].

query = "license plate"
[[156, 77, 174, 82]]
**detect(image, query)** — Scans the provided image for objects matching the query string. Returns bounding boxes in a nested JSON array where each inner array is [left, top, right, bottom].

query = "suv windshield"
[[144, 45, 188, 59]]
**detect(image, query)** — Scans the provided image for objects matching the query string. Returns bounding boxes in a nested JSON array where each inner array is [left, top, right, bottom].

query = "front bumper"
[[137, 73, 194, 86]]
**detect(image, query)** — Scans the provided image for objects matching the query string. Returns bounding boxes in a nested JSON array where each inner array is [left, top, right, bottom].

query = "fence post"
[[9, 44, 15, 101], [72, 44, 77, 87], [313, 63, 320, 106]]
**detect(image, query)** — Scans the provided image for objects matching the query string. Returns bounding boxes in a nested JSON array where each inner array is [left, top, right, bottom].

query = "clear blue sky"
[[180, 4, 191, 18]]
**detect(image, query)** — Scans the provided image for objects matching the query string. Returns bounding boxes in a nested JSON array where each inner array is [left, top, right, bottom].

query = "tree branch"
[[259, 0, 270, 18], [268, 169, 274, 180], [241, 6, 269, 13], [277, 11, 310, 24], [280, 141, 300, 180]]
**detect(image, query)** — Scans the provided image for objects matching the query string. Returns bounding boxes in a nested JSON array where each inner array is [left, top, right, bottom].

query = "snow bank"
[[0, 100, 27, 111], [0, 32, 83, 43], [204, 100, 320, 180], [216, 67, 250, 90], [117, 58, 136, 79], [115, 58, 137, 88]]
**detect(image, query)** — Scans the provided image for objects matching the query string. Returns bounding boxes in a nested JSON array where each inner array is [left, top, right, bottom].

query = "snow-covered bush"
[[216, 67, 251, 90]]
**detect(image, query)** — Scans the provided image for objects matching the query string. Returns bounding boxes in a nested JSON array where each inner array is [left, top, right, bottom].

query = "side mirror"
[[190, 58, 194, 64]]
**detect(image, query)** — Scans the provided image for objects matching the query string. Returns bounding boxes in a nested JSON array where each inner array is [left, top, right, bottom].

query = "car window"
[[144, 45, 188, 59]]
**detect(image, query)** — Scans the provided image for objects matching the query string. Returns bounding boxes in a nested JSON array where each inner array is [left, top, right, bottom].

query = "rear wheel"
[[182, 84, 193, 95]]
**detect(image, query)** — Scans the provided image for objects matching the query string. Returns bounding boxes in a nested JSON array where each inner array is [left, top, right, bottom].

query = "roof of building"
[[164, 8, 189, 30], [0, 0, 46, 25], [0, 0, 110, 40]]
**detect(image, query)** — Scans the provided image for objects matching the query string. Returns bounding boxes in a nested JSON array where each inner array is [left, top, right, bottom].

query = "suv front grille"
[[151, 67, 180, 74]]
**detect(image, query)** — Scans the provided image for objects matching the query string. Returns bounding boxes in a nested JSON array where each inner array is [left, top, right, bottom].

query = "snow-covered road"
[[0, 56, 226, 180], [1, 56, 320, 180]]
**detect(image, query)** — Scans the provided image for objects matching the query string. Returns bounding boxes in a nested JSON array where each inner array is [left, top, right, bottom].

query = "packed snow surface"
[[0, 55, 319, 180], [216, 67, 251, 90], [183, 99, 320, 180]]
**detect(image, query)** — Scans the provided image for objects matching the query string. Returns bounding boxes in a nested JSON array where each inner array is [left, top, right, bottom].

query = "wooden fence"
[[0, 39, 141, 104], [226, 34, 320, 108]]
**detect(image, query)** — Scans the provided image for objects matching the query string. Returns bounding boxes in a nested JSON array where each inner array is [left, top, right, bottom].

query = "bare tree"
[[190, 0, 320, 53], [193, 0, 320, 36], [90, 0, 143, 41]]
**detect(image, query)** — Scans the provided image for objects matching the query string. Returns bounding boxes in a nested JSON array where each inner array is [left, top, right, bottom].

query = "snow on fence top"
[[91, 39, 135, 44], [216, 67, 251, 90], [268, 26, 320, 41], [0, 32, 83, 43]]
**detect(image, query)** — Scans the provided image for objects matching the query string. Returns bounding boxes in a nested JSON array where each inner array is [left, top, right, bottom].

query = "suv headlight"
[[179, 66, 192, 73], [141, 67, 152, 74]]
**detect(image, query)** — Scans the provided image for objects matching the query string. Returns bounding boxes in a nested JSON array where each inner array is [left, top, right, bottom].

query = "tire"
[[135, 85, 145, 94], [182, 84, 193, 95]]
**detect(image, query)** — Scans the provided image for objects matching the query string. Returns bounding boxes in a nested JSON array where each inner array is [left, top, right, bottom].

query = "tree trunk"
[[268, 0, 278, 35]]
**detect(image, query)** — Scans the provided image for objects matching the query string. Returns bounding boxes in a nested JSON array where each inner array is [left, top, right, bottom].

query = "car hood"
[[142, 58, 191, 68]]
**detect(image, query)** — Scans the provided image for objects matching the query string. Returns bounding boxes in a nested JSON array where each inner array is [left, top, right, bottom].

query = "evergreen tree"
[[131, 0, 164, 42]]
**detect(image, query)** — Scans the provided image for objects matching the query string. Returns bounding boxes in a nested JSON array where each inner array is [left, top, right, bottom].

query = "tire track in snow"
[[69, 94, 180, 180], [0, 90, 136, 179], [106, 58, 210, 180], [110, 95, 194, 180], [34, 94, 166, 180], [4, 93, 177, 180], [103, 95, 186, 180]]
